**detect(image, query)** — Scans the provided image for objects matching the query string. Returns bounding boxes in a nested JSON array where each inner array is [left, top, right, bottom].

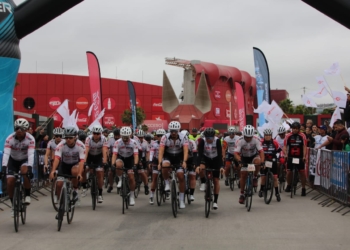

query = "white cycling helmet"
[[53, 127, 64, 135], [64, 126, 77, 136], [137, 130, 145, 137], [120, 127, 132, 136], [168, 121, 181, 131], [263, 128, 273, 135], [156, 129, 166, 135], [14, 118, 29, 129], [278, 126, 286, 134], [227, 127, 235, 134], [91, 125, 103, 134], [243, 125, 255, 137]]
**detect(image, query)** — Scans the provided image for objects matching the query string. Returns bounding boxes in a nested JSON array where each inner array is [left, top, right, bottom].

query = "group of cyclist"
[[1, 117, 308, 218]]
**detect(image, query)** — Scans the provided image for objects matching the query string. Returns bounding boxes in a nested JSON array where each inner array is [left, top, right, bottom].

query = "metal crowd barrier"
[[308, 148, 350, 215]]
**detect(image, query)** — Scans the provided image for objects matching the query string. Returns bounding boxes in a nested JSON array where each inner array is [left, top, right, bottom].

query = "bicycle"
[[263, 161, 274, 205], [229, 161, 239, 191], [133, 165, 142, 198], [290, 158, 300, 198], [103, 164, 109, 189], [278, 162, 286, 193], [86, 163, 101, 210], [12, 171, 30, 232], [118, 167, 130, 214], [50, 169, 59, 212], [162, 164, 181, 218], [242, 163, 256, 212], [156, 170, 166, 206], [56, 173, 77, 232], [201, 168, 219, 218], [184, 169, 191, 205]]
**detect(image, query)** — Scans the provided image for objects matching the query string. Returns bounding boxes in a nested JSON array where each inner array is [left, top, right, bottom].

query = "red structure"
[[15, 73, 168, 128], [271, 89, 289, 104]]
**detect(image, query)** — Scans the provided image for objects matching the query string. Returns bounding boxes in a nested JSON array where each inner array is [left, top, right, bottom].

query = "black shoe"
[[225, 179, 229, 186], [301, 188, 306, 196], [144, 185, 149, 195], [276, 193, 281, 202], [107, 186, 113, 193], [285, 185, 291, 192], [258, 190, 263, 198]]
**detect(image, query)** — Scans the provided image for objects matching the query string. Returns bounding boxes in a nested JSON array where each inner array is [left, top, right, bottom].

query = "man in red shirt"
[[332, 120, 348, 150]]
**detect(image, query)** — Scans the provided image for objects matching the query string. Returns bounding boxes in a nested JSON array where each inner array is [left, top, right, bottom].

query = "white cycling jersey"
[[234, 136, 263, 157], [113, 138, 139, 158], [131, 135, 142, 150], [150, 141, 160, 161], [140, 139, 150, 158], [275, 135, 285, 150], [223, 135, 240, 154], [2, 132, 35, 167], [203, 137, 220, 158], [47, 139, 65, 151], [55, 140, 86, 165], [160, 133, 189, 154], [108, 137, 116, 154], [85, 135, 108, 156], [188, 139, 198, 154]]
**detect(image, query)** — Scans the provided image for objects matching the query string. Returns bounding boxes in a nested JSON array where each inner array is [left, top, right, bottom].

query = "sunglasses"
[[122, 136, 129, 140], [93, 132, 101, 135], [65, 136, 75, 140], [55, 135, 63, 138], [170, 130, 178, 133], [15, 127, 26, 131], [205, 137, 214, 140]]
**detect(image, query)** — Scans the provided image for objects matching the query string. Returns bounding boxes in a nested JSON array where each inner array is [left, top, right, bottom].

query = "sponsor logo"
[[0, 3, 12, 13], [215, 91, 221, 99], [153, 103, 162, 107], [49, 101, 61, 106], [78, 118, 87, 122]]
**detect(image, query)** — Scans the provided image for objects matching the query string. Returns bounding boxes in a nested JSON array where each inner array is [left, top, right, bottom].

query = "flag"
[[88, 103, 95, 117], [127, 80, 137, 130], [88, 108, 105, 131], [254, 100, 271, 114], [56, 99, 69, 120], [253, 47, 271, 126], [264, 100, 283, 124], [235, 82, 246, 131], [330, 107, 341, 127], [302, 95, 317, 108], [331, 90, 347, 108], [86, 52, 103, 123], [282, 121, 290, 131], [324, 62, 340, 75]]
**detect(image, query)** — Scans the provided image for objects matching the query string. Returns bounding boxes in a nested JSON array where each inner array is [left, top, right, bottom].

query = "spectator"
[[304, 127, 315, 148], [305, 119, 313, 129], [341, 134, 350, 152], [332, 120, 348, 150], [300, 124, 306, 133], [314, 125, 331, 149], [39, 133, 49, 149], [311, 124, 319, 136]]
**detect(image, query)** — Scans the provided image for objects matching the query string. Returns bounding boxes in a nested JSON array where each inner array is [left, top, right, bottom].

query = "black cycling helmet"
[[78, 132, 87, 141], [144, 134, 151, 142], [291, 122, 301, 129], [113, 128, 120, 136], [204, 127, 215, 137], [103, 128, 109, 134], [192, 128, 198, 133]]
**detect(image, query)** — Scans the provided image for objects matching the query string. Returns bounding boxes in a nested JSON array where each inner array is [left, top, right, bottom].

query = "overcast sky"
[[14, 0, 350, 105]]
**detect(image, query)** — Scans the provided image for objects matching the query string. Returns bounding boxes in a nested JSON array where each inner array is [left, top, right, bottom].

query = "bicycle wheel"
[[122, 177, 127, 214], [156, 174, 162, 206], [91, 177, 97, 210], [104, 170, 109, 189], [186, 176, 191, 205], [134, 172, 140, 198], [51, 178, 58, 212], [57, 189, 66, 231], [171, 179, 177, 218], [246, 176, 253, 212], [205, 180, 212, 218], [20, 188, 26, 225], [13, 187, 20, 232], [67, 191, 75, 224], [230, 165, 234, 191], [264, 172, 274, 205]]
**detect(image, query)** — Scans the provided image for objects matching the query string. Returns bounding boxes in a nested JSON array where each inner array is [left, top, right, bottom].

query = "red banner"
[[86, 52, 102, 123], [235, 82, 246, 131], [143, 120, 168, 130]]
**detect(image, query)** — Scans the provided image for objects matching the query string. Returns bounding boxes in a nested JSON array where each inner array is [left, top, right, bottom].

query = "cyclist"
[[148, 128, 166, 204], [81, 125, 108, 203], [182, 130, 197, 201], [49, 127, 85, 207], [222, 126, 240, 187], [188, 128, 200, 141], [276, 126, 286, 149], [2, 118, 35, 217], [196, 127, 223, 210], [158, 121, 189, 209], [283, 122, 307, 196], [259, 128, 282, 202], [112, 127, 139, 206], [106, 128, 121, 193], [234, 125, 265, 204], [136, 130, 150, 195], [78, 131, 87, 144], [102, 128, 109, 138], [44, 127, 65, 174]]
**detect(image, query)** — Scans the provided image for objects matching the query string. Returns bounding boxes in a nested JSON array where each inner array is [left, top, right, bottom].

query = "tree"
[[279, 98, 294, 114], [321, 108, 334, 114], [121, 107, 146, 126], [294, 105, 314, 115]]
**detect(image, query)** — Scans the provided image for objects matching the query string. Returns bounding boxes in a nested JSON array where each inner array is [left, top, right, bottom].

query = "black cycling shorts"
[[260, 160, 278, 175], [117, 155, 134, 169], [163, 153, 183, 165], [59, 162, 79, 176], [201, 156, 221, 179], [6, 157, 28, 175], [86, 153, 103, 166], [287, 157, 305, 171]]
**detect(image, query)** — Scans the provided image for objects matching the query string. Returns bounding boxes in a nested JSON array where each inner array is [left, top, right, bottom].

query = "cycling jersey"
[[261, 139, 281, 161], [2, 132, 35, 167], [131, 135, 142, 150], [108, 138, 116, 155], [223, 135, 240, 154], [113, 138, 138, 158], [47, 139, 65, 151], [160, 133, 189, 155], [139, 140, 150, 158], [234, 136, 263, 157], [196, 138, 223, 178], [284, 132, 306, 158], [275, 135, 285, 149], [150, 141, 160, 161], [85, 135, 108, 155], [188, 139, 198, 157], [55, 140, 86, 165]]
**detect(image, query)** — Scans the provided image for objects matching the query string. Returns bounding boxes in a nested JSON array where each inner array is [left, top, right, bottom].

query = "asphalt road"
[[0, 180, 349, 250]]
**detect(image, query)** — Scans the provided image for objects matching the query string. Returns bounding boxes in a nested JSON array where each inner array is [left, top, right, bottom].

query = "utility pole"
[[302, 87, 306, 95]]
